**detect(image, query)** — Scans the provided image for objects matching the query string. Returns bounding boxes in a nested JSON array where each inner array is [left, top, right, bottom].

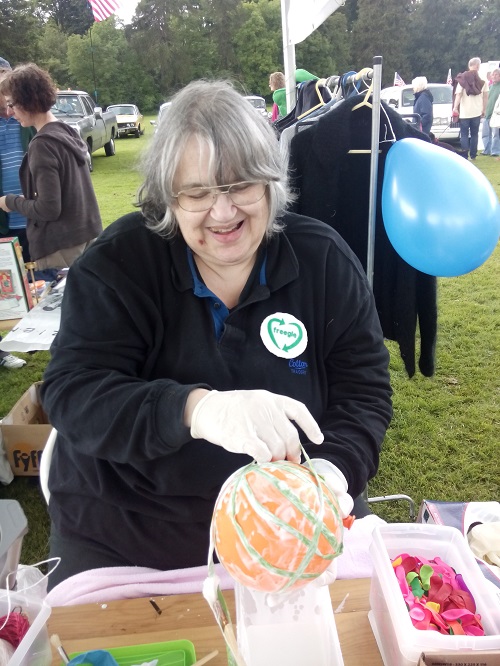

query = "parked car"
[[52, 91, 118, 171], [107, 104, 144, 138], [150, 102, 171, 132], [244, 95, 272, 122], [380, 83, 460, 143]]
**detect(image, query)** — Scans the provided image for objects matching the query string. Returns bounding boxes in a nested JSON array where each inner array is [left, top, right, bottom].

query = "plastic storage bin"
[[235, 580, 344, 666], [0, 589, 51, 666], [0, 500, 28, 589], [68, 640, 197, 665], [369, 523, 500, 666]]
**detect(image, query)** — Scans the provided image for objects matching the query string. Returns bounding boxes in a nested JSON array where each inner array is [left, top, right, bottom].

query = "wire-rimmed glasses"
[[174, 181, 268, 212]]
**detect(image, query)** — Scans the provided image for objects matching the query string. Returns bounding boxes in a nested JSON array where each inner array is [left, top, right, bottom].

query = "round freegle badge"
[[260, 312, 308, 359]]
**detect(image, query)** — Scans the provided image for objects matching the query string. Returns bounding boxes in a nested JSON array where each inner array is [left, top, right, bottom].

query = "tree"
[[129, 0, 209, 96], [202, 0, 242, 72], [350, 0, 413, 87], [37, 21, 72, 87], [408, 0, 475, 82], [0, 0, 41, 65], [232, 0, 281, 96], [40, 0, 94, 35], [296, 11, 351, 78], [67, 18, 156, 108]]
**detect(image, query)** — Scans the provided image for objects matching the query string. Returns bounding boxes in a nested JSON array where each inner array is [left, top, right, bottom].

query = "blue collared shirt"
[[187, 246, 267, 340]]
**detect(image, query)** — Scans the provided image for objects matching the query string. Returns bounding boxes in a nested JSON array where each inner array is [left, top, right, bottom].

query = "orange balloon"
[[212, 461, 344, 593]]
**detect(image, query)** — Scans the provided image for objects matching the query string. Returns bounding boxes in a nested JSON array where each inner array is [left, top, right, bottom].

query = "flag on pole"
[[89, 0, 120, 22], [446, 68, 452, 85], [394, 72, 406, 87]]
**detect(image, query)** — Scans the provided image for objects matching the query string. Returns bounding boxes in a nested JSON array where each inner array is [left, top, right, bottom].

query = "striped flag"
[[89, 0, 120, 21], [394, 72, 405, 87], [446, 68, 452, 85]]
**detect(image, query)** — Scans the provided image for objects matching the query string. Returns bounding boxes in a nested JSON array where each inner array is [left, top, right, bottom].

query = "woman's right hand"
[[188, 389, 324, 463]]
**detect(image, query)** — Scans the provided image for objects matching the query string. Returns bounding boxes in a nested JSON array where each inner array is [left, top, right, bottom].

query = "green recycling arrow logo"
[[260, 312, 308, 359]]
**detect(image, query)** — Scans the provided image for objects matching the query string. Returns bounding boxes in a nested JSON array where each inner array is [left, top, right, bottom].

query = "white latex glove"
[[306, 458, 354, 518], [190, 389, 324, 463]]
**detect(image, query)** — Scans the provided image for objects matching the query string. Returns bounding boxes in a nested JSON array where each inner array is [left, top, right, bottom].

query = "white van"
[[380, 83, 460, 143]]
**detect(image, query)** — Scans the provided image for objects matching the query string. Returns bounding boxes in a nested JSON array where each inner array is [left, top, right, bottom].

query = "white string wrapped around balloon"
[[211, 460, 347, 594]]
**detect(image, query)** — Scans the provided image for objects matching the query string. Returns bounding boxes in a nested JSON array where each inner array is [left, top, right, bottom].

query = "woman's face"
[[172, 137, 269, 271], [4, 98, 32, 127]]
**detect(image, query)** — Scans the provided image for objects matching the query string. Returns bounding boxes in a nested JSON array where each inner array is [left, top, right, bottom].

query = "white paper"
[[0, 280, 65, 352]]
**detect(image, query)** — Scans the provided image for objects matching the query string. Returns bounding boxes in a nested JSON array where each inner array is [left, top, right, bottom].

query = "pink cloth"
[[46, 563, 235, 607], [271, 103, 279, 121], [45, 515, 386, 606]]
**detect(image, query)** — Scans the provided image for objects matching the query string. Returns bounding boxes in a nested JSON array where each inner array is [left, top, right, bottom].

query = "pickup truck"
[[52, 91, 118, 171]]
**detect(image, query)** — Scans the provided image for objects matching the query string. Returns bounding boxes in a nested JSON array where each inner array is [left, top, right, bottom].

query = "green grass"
[[90, 115, 154, 227], [0, 135, 499, 564]]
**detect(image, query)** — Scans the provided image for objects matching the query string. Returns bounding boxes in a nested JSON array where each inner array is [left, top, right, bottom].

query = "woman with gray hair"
[[412, 76, 434, 135], [40, 79, 392, 589]]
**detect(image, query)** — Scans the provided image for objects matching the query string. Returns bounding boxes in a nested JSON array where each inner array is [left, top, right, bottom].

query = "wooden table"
[[0, 318, 21, 332], [48, 577, 383, 665]]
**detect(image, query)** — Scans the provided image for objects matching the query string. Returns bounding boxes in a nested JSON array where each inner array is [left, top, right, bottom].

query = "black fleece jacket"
[[41, 212, 392, 570]]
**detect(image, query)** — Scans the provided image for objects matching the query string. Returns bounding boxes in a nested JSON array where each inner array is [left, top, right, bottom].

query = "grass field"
[[0, 118, 499, 565]]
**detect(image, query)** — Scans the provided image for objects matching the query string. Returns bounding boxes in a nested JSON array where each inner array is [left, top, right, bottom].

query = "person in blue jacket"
[[412, 76, 434, 135], [40, 80, 392, 590]]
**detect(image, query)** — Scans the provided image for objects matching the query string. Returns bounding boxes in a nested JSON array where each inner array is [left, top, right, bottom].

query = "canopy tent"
[[280, 0, 345, 113]]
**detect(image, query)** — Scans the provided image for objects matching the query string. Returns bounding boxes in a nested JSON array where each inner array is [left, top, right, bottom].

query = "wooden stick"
[[192, 649, 219, 666]]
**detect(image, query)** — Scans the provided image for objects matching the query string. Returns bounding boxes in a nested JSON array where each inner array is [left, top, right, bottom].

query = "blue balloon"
[[382, 138, 500, 277]]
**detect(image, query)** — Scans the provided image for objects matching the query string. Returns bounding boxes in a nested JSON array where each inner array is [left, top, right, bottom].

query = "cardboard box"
[[368, 523, 500, 666], [1, 382, 51, 476], [0, 236, 33, 321], [418, 651, 500, 666]]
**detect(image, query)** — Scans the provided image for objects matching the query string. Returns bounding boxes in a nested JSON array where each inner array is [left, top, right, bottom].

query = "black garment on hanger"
[[274, 80, 331, 135], [288, 94, 437, 378]]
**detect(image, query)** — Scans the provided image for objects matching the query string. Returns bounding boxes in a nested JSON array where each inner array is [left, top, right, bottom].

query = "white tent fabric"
[[280, 0, 344, 112], [283, 0, 345, 46]]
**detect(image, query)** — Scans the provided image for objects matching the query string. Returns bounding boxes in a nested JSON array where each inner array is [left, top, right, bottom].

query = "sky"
[[115, 0, 139, 24]]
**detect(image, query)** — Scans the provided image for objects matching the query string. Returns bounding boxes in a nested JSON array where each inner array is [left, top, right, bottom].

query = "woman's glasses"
[[174, 181, 268, 212]]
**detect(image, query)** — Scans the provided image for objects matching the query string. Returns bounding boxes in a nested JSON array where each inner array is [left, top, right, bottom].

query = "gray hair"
[[468, 57, 481, 69], [412, 76, 428, 92], [138, 79, 293, 238]]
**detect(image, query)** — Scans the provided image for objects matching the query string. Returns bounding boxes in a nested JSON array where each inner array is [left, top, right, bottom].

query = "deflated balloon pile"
[[212, 461, 345, 593], [392, 553, 485, 636]]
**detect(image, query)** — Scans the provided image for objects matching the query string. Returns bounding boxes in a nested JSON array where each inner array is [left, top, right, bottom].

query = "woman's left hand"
[[0, 196, 11, 212]]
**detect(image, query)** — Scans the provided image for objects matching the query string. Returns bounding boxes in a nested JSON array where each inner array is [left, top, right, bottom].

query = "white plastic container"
[[235, 580, 344, 666], [369, 523, 500, 666], [0, 589, 51, 665]]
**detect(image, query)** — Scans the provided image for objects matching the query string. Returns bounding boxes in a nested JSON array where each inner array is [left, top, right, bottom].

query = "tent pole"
[[366, 55, 383, 289]]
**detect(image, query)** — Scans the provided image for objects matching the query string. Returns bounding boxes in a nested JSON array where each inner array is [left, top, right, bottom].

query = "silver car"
[[244, 95, 271, 122]]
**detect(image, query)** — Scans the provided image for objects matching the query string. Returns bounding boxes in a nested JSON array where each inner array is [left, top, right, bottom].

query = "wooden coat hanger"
[[296, 78, 328, 120]]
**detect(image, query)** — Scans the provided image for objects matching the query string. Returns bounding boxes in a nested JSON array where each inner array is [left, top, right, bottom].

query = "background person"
[[0, 63, 102, 277], [481, 68, 500, 157], [0, 57, 35, 264], [269, 71, 286, 120], [0, 337, 26, 369], [453, 57, 488, 160], [412, 76, 433, 135], [40, 79, 392, 590]]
